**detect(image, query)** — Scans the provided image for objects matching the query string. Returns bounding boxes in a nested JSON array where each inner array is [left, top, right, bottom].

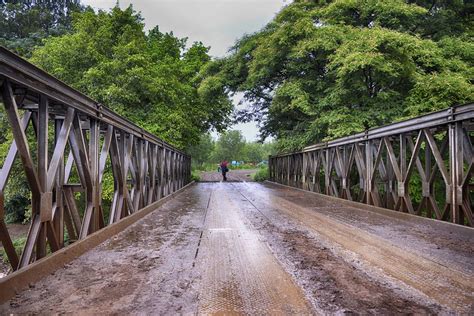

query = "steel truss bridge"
[[0, 47, 191, 271], [0, 47, 472, 314], [269, 103, 474, 226]]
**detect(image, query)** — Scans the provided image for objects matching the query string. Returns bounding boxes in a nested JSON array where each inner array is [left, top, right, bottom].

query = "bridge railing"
[[269, 103, 474, 227], [0, 47, 191, 271]]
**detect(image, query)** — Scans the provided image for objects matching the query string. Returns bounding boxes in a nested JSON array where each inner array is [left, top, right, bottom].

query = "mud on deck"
[[1, 182, 473, 314]]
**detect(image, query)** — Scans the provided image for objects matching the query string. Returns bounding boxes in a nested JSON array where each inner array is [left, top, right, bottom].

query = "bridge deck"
[[1, 182, 473, 314]]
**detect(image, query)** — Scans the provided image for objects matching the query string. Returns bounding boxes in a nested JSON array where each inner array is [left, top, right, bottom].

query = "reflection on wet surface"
[[196, 183, 311, 314], [2, 182, 473, 314], [230, 182, 474, 314]]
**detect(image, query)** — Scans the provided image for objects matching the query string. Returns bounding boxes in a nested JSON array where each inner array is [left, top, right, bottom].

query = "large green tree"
[[0, 0, 83, 57], [202, 0, 473, 151], [242, 141, 276, 163], [1, 3, 233, 224], [187, 133, 215, 167], [0, 1, 86, 223], [212, 130, 246, 162], [30, 5, 232, 148]]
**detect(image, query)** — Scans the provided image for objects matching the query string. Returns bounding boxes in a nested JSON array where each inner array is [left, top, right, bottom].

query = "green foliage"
[[202, 0, 473, 151], [253, 167, 269, 182], [4, 193, 29, 224], [0, 120, 32, 223], [187, 134, 215, 169], [0, 0, 83, 57], [319, 0, 427, 31], [211, 130, 246, 162], [195, 162, 221, 172], [405, 72, 474, 117], [0, 236, 26, 264], [191, 170, 201, 182], [230, 163, 260, 170], [0, 104, 37, 224], [1, 4, 233, 224], [30, 5, 232, 149], [189, 130, 275, 170], [211, 130, 276, 163], [242, 142, 265, 163]]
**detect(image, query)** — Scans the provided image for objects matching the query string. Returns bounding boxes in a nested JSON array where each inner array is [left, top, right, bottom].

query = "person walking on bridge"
[[220, 160, 229, 181]]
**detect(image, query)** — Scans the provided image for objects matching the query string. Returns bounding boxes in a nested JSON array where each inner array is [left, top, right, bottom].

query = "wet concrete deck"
[[1, 182, 473, 314]]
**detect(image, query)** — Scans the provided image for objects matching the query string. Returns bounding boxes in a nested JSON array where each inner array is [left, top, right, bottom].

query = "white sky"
[[82, 0, 289, 141]]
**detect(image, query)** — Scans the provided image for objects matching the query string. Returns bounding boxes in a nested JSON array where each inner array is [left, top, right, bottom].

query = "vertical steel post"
[[366, 140, 373, 205], [449, 121, 463, 224]]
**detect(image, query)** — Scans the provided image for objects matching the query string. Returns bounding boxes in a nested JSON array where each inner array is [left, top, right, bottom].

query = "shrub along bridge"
[[0, 48, 473, 314]]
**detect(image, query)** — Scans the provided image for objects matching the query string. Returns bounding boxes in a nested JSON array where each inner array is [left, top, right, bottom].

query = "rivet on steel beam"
[[97, 103, 103, 118], [448, 107, 455, 121]]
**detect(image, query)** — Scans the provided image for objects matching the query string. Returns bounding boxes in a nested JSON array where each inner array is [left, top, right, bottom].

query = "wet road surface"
[[197, 185, 310, 314], [1, 182, 473, 314]]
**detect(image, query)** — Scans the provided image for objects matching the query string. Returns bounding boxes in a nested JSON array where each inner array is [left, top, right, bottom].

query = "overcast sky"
[[82, 0, 289, 141]]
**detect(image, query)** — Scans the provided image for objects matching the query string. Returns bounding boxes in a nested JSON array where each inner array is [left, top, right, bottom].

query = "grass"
[[230, 163, 260, 170], [192, 162, 219, 172], [252, 167, 269, 182], [191, 170, 201, 182], [0, 236, 26, 264]]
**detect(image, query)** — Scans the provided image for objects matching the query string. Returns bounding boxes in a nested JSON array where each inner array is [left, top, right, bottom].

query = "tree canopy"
[[0, 0, 83, 56], [186, 131, 275, 168], [202, 0, 473, 151], [212, 130, 247, 162], [29, 5, 233, 149]]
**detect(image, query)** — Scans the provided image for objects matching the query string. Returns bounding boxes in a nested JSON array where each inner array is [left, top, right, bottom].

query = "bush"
[[231, 163, 257, 170], [192, 162, 219, 172], [253, 167, 269, 182], [191, 170, 201, 182], [0, 236, 26, 264], [5, 193, 30, 224]]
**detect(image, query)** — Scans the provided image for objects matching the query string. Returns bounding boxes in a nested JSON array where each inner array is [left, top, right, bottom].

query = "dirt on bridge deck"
[[1, 182, 473, 314]]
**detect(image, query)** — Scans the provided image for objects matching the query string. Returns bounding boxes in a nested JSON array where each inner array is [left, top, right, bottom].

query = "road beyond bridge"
[[2, 182, 473, 314]]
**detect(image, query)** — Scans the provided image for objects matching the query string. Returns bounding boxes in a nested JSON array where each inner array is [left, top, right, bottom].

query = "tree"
[[186, 133, 276, 167], [1, 4, 233, 223], [212, 130, 246, 162], [243, 142, 265, 163], [0, 0, 84, 57], [201, 0, 473, 151], [30, 5, 233, 148], [186, 133, 215, 168], [0, 1, 86, 223]]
